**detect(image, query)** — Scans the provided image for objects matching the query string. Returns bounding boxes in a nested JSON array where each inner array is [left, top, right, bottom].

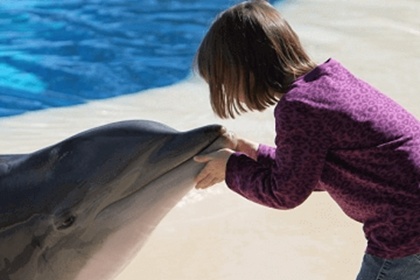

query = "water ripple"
[[0, 0, 239, 117]]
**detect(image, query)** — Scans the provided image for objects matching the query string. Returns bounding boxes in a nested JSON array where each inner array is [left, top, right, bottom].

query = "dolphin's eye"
[[57, 215, 76, 230]]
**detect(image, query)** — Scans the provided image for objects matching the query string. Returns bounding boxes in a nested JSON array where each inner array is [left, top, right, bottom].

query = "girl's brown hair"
[[195, 0, 316, 118]]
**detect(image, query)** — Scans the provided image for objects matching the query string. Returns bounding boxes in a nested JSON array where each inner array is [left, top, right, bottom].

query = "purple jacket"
[[226, 59, 420, 259]]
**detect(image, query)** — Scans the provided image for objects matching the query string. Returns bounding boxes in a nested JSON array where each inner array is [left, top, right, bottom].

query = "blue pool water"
[[0, 0, 274, 117]]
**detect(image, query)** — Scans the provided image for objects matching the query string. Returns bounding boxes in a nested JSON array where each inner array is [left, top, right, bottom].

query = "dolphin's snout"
[[197, 125, 237, 156]]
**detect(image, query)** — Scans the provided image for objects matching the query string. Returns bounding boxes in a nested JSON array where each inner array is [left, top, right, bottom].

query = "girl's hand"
[[194, 148, 235, 189], [212, 129, 258, 159]]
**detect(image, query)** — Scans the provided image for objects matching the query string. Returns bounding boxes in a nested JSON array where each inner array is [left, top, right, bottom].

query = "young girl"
[[193, 0, 420, 279]]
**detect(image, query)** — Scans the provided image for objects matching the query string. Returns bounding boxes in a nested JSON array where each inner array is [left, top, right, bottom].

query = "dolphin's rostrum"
[[0, 120, 229, 280]]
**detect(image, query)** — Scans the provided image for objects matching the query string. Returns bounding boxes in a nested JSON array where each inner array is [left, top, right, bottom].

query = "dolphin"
[[0, 120, 229, 280]]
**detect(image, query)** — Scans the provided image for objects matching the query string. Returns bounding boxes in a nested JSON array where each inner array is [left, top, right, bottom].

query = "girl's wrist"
[[236, 138, 259, 160]]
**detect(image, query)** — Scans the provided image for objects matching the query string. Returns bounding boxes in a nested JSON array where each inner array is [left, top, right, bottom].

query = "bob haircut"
[[195, 0, 316, 118]]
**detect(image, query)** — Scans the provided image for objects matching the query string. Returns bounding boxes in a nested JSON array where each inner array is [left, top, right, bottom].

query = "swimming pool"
[[0, 0, 251, 117]]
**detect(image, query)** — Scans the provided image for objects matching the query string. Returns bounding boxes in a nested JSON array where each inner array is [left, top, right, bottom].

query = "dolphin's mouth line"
[[133, 134, 221, 191], [95, 135, 222, 217], [150, 133, 222, 181]]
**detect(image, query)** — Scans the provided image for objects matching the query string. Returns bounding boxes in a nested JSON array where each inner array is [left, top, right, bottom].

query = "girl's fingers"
[[195, 173, 213, 189], [193, 155, 208, 163], [226, 131, 239, 150], [194, 152, 216, 163], [196, 176, 221, 189], [195, 166, 209, 186], [195, 162, 223, 189], [195, 166, 224, 189]]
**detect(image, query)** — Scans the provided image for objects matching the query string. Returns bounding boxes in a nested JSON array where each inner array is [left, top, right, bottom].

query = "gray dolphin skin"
[[0, 120, 229, 280]]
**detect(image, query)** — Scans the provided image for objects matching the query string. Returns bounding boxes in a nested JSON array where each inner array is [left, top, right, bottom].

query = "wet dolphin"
[[0, 120, 229, 280]]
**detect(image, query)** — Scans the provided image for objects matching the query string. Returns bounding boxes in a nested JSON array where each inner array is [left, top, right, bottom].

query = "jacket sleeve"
[[225, 99, 330, 209]]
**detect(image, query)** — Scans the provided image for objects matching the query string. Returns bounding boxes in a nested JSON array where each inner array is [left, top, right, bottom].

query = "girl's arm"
[[225, 100, 331, 209], [235, 138, 259, 160]]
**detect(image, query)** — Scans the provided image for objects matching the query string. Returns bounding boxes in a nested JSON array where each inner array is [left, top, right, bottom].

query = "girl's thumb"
[[193, 154, 210, 163]]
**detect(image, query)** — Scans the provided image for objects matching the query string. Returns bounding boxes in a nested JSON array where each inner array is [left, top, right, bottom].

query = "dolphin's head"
[[0, 120, 232, 280]]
